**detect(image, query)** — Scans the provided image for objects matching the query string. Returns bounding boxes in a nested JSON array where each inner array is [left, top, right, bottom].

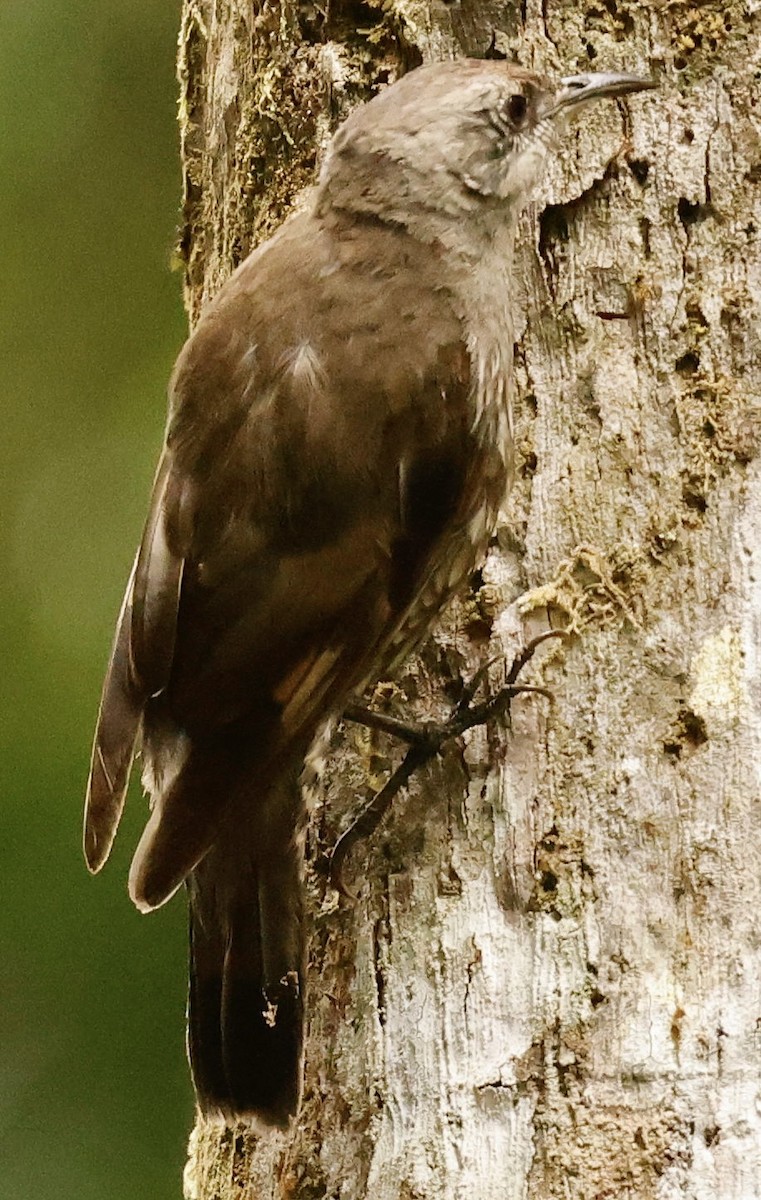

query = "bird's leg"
[[342, 702, 432, 746], [330, 629, 568, 896]]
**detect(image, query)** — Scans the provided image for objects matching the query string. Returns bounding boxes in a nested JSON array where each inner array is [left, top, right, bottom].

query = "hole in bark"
[[675, 350, 700, 376], [682, 482, 707, 512], [680, 708, 708, 747], [678, 197, 712, 227], [485, 30, 508, 57], [466, 616, 493, 644], [664, 707, 708, 759], [539, 204, 570, 251], [628, 158, 650, 185], [540, 870, 558, 893]]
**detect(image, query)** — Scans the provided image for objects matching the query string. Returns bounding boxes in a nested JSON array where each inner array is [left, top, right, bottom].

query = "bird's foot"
[[329, 629, 567, 897]]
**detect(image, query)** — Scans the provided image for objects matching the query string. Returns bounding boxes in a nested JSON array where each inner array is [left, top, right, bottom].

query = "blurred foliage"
[[0, 1, 194, 1195]]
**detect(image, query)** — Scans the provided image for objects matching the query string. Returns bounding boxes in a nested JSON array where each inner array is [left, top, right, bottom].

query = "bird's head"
[[317, 59, 655, 237]]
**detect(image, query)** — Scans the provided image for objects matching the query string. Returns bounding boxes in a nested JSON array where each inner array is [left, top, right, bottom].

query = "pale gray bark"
[[179, 2, 761, 1196]]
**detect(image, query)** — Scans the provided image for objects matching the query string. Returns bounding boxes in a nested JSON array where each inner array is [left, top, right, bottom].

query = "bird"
[[83, 59, 655, 1127]]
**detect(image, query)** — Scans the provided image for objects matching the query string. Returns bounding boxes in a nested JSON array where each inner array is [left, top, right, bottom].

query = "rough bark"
[[178, 2, 761, 1197]]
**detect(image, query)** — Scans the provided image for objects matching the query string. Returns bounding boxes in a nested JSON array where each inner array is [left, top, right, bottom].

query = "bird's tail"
[[185, 765, 307, 1127]]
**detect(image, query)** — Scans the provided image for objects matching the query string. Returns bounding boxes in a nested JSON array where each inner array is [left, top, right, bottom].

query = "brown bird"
[[84, 59, 655, 1126]]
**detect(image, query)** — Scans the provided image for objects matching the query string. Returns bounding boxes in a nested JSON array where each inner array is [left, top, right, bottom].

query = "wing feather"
[[84, 559, 141, 872], [89, 213, 485, 903], [131, 454, 185, 693], [83, 453, 185, 873]]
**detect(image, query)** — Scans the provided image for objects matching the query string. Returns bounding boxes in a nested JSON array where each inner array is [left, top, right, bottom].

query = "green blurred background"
[[1, 1, 194, 1195]]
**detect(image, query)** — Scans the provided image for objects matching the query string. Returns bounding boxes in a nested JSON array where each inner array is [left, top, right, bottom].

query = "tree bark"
[[179, 2, 761, 1196]]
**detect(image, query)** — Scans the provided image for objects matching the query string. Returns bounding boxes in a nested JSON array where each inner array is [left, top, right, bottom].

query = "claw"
[[455, 654, 504, 715], [331, 628, 568, 895], [328, 837, 360, 900]]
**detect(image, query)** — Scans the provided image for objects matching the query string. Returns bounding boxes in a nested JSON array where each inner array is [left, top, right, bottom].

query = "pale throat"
[[457, 218, 519, 465]]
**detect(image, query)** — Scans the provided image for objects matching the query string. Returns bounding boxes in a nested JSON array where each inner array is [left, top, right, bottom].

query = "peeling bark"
[[178, 1, 761, 1196]]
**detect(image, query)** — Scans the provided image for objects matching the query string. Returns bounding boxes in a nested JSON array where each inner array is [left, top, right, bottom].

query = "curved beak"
[[552, 71, 657, 116]]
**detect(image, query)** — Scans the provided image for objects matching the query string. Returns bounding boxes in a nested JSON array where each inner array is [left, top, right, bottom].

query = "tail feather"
[[220, 896, 303, 1122], [187, 905, 228, 1106], [185, 772, 306, 1126]]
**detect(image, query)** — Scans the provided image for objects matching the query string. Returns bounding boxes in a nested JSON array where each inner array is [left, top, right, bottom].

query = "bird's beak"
[[552, 71, 657, 116]]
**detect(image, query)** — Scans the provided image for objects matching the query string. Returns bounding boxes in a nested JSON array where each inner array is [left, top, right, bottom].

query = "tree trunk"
[[179, 2, 761, 1197]]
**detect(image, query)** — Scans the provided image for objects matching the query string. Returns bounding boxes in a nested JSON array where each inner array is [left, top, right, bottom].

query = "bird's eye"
[[503, 92, 528, 128]]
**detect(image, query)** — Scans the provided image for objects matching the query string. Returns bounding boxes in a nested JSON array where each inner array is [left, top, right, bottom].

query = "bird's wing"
[[83, 556, 141, 873], [87, 212, 484, 901], [83, 454, 185, 872]]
